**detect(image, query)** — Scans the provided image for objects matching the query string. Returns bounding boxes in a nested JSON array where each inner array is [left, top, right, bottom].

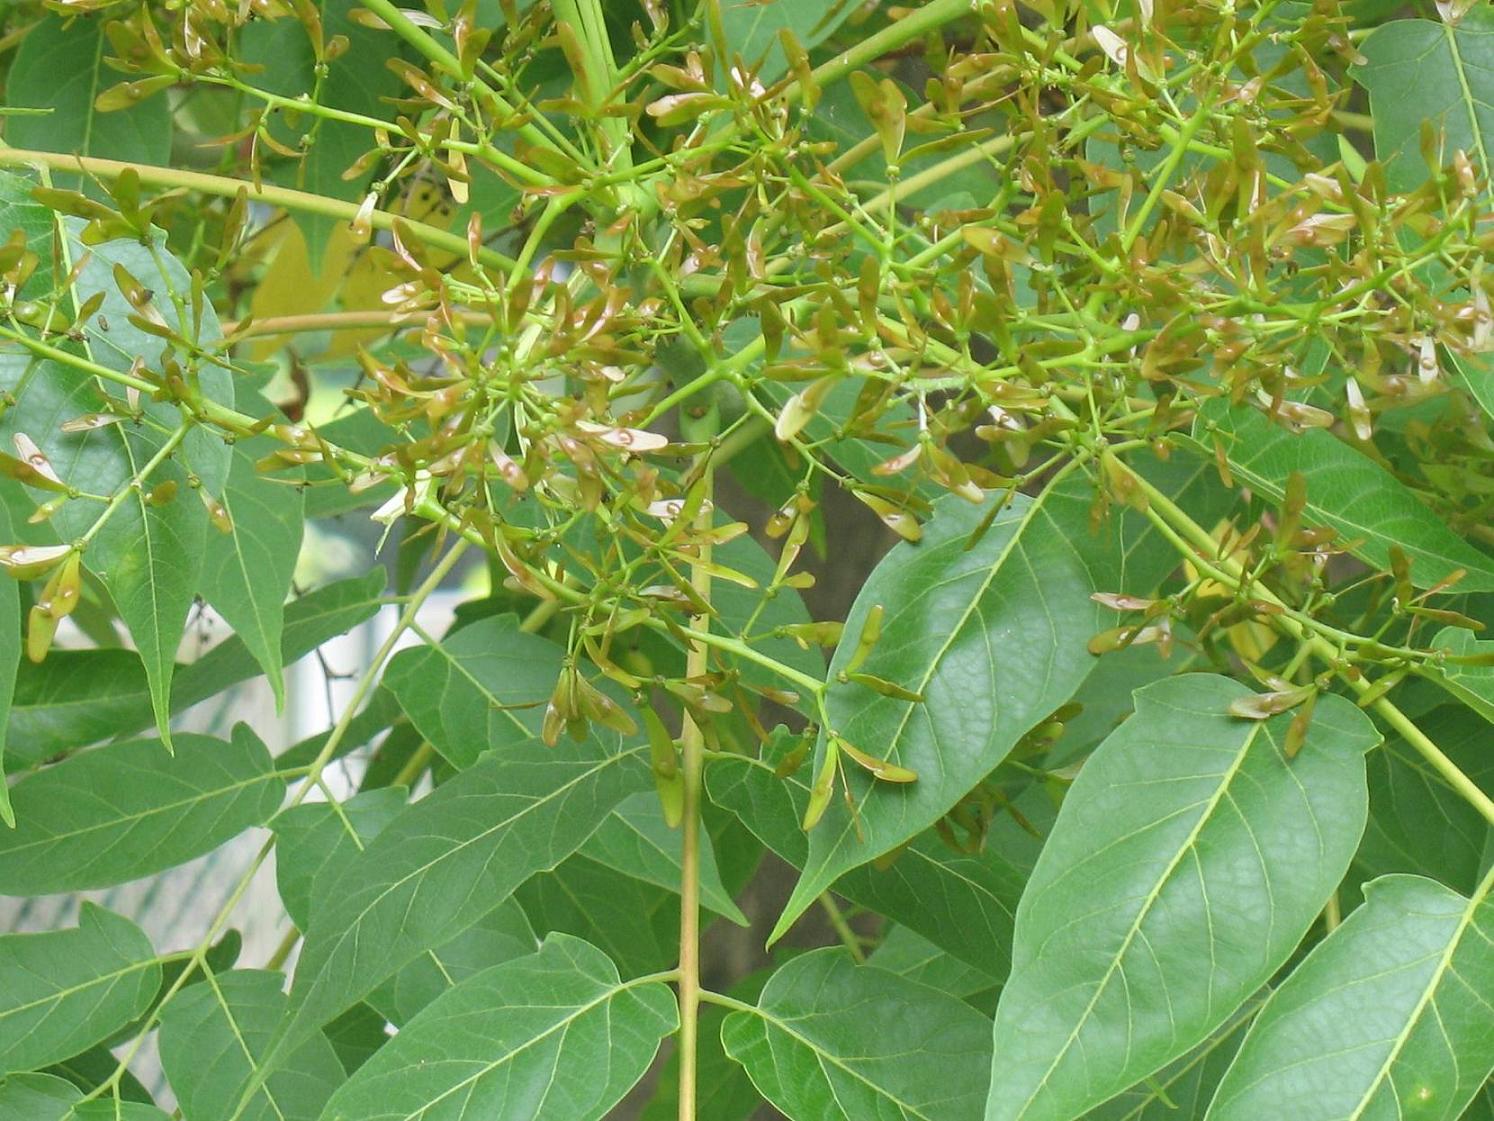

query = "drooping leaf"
[[317, 934, 677, 1121], [578, 791, 747, 924], [984, 674, 1380, 1121], [158, 970, 345, 1121], [1190, 400, 1494, 591], [5, 15, 171, 175], [5, 571, 387, 770], [0, 905, 160, 1074], [1205, 873, 1494, 1121], [0, 726, 285, 894], [198, 431, 305, 709], [381, 614, 569, 769], [0, 1074, 166, 1121], [722, 948, 994, 1121], [709, 729, 1026, 975], [280, 734, 648, 1047]]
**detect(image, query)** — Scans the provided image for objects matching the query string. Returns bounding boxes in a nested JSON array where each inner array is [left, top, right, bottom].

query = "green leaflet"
[[273, 785, 544, 1028], [278, 734, 649, 1051], [985, 674, 1380, 1121], [0, 496, 18, 825], [0, 1074, 169, 1121], [158, 970, 345, 1121], [1205, 873, 1494, 1121], [1191, 400, 1494, 591], [5, 570, 387, 770], [721, 948, 994, 1121], [708, 729, 1025, 976], [773, 471, 1156, 942], [0, 905, 160, 1074], [0, 726, 284, 894], [1429, 627, 1494, 724], [0, 173, 234, 745], [198, 428, 306, 709], [317, 935, 677, 1121], [381, 614, 567, 769], [5, 15, 171, 178]]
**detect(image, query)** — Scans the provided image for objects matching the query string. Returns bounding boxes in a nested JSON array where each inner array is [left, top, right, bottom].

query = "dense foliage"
[[0, 0, 1492, 1118]]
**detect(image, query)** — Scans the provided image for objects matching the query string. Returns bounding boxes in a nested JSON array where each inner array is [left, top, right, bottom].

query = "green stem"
[[0, 149, 517, 273]]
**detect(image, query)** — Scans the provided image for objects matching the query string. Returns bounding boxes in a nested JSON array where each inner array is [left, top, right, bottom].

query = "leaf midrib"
[[1010, 714, 1266, 1119]]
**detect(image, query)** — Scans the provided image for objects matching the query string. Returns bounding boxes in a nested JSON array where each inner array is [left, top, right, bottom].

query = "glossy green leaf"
[[159, 970, 345, 1121], [5, 571, 387, 770], [579, 791, 747, 924], [774, 472, 1150, 942], [56, 223, 232, 743], [985, 674, 1380, 1121], [0, 726, 285, 893], [722, 948, 994, 1121], [280, 734, 648, 1046], [1205, 873, 1494, 1121], [382, 615, 567, 769], [1192, 400, 1494, 591], [5, 16, 171, 174], [0, 905, 160, 1074], [199, 431, 305, 709], [1358, 707, 1491, 894], [317, 934, 677, 1121]]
